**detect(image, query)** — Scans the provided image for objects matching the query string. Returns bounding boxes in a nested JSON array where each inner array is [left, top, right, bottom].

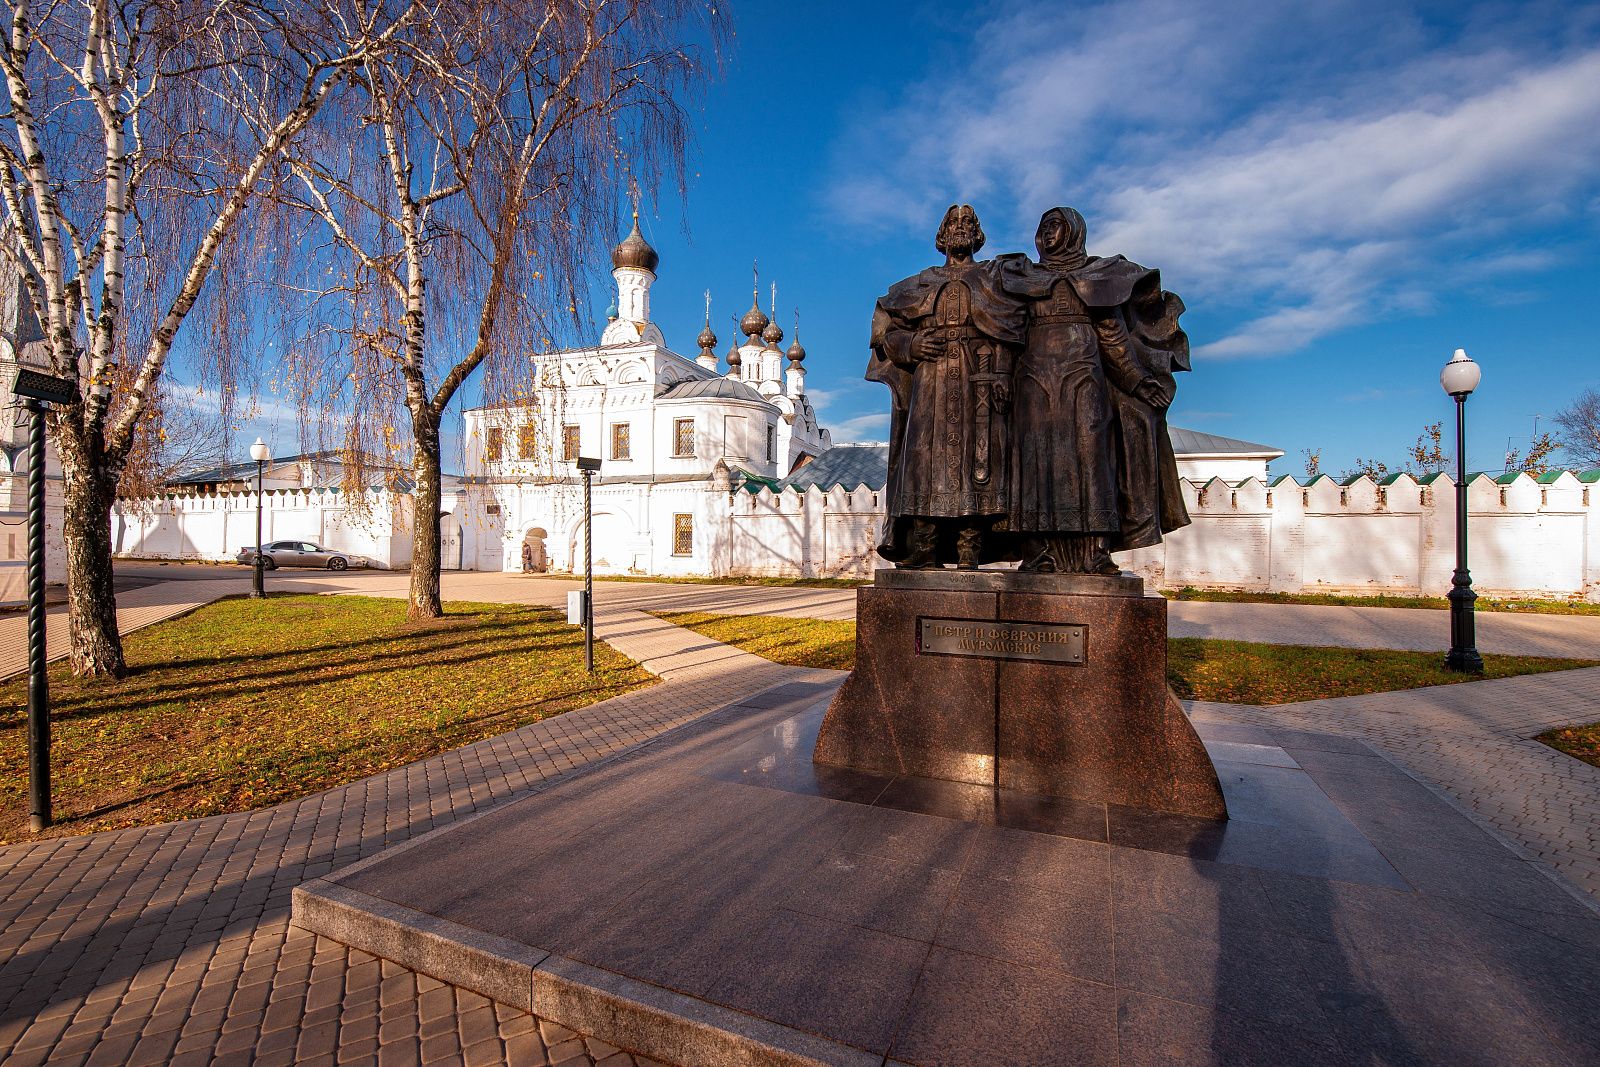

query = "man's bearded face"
[[943, 209, 979, 253]]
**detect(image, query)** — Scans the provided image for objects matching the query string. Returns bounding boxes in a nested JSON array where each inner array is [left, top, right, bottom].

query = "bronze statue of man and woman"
[[869, 204, 1191, 573]]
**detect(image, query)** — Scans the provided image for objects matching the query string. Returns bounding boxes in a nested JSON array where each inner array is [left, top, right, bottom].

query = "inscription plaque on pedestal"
[[918, 617, 1086, 665]]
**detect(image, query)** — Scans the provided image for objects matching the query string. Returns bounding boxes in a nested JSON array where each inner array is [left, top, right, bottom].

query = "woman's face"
[[1039, 216, 1065, 253]]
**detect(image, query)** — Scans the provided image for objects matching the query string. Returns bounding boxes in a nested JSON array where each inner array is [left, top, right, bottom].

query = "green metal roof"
[[776, 445, 889, 492]]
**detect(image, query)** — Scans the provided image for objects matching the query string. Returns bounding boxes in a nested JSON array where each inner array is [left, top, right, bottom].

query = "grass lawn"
[[0, 595, 654, 843], [1161, 587, 1600, 616], [652, 611, 1596, 706], [1536, 724, 1600, 770]]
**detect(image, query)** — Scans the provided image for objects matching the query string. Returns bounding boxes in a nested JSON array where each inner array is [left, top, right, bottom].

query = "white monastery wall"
[[111, 488, 416, 569], [701, 470, 1600, 599], [1117, 471, 1598, 599], [104, 469, 1600, 602]]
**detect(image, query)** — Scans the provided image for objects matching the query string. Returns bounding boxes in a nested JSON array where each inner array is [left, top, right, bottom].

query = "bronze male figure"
[[868, 205, 1028, 568]]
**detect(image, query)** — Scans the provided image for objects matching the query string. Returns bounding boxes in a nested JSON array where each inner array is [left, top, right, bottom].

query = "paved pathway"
[[522, 575, 1600, 657], [514, 575, 861, 621], [0, 589, 835, 1066], [5, 566, 1600, 1065], [1192, 668, 1600, 906], [1166, 598, 1600, 658]]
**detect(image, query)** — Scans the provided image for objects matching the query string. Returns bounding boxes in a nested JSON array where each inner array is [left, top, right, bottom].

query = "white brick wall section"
[[109, 470, 1600, 601]]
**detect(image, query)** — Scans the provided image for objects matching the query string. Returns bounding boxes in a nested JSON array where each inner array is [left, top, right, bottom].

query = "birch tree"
[[0, 0, 413, 676], [273, 0, 723, 620]]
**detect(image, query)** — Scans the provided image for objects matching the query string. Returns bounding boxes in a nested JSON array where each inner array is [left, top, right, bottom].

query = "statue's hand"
[[993, 376, 1012, 411], [916, 333, 946, 361], [1135, 377, 1171, 410]]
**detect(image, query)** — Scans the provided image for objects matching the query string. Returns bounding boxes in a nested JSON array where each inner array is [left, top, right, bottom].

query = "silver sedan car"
[[236, 540, 360, 571]]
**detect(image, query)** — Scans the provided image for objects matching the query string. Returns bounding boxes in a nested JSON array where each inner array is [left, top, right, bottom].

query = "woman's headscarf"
[[1035, 206, 1088, 271]]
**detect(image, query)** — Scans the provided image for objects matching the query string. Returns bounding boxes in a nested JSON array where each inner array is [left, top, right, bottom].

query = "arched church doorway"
[[520, 527, 549, 573], [440, 513, 463, 570]]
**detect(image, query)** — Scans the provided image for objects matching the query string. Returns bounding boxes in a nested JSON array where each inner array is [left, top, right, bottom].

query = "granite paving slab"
[[294, 681, 1600, 1067]]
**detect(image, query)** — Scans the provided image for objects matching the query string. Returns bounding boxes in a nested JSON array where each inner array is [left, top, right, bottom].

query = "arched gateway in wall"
[[520, 527, 549, 572]]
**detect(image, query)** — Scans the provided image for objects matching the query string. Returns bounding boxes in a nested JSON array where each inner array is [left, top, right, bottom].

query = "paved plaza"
[[296, 686, 1600, 1066], [1, 566, 1598, 1064]]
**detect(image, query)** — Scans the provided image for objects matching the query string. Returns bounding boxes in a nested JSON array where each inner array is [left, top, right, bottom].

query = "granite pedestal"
[[813, 569, 1227, 819]]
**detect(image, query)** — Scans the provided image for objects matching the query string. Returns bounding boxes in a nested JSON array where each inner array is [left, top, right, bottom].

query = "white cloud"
[[165, 382, 302, 424], [825, 0, 1600, 360], [828, 412, 890, 443], [803, 378, 877, 418]]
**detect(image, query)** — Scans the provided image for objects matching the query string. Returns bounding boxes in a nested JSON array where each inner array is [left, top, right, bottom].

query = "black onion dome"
[[610, 214, 659, 273], [787, 337, 806, 363], [762, 318, 784, 346], [739, 297, 769, 338]]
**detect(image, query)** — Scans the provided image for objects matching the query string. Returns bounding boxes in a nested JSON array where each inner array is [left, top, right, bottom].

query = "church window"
[[611, 423, 631, 460], [485, 427, 503, 462], [562, 424, 581, 462], [766, 425, 776, 463], [518, 424, 537, 460], [672, 513, 693, 556], [673, 418, 695, 457]]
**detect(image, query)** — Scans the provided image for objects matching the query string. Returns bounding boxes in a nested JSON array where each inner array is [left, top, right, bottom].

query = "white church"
[[451, 213, 836, 575]]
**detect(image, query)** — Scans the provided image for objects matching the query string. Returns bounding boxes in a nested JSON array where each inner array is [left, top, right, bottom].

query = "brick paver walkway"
[[0, 593, 834, 1066], [1192, 668, 1600, 906], [515, 575, 861, 621]]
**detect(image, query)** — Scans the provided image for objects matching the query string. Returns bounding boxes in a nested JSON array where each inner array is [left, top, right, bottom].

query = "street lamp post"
[[250, 438, 270, 599], [576, 456, 601, 672], [11, 368, 79, 831], [1441, 348, 1484, 673]]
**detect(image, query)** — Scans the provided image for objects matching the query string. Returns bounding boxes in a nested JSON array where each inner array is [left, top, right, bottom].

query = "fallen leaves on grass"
[[0, 595, 655, 842], [1164, 638, 1595, 704], [1536, 724, 1600, 770]]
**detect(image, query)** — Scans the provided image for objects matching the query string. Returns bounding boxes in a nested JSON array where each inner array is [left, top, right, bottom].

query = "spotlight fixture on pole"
[[1440, 348, 1483, 674], [250, 438, 271, 599]]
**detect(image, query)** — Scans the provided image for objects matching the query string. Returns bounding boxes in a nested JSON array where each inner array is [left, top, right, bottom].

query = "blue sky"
[[244, 0, 1600, 480]]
